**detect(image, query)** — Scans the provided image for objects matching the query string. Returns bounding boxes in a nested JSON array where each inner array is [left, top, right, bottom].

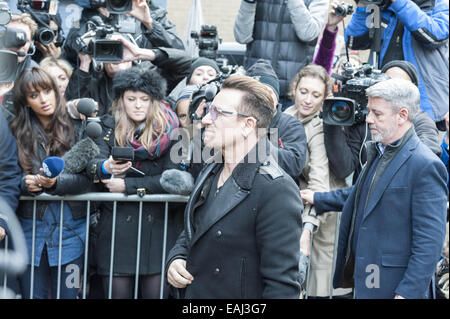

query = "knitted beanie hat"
[[112, 65, 167, 100], [381, 60, 419, 87], [186, 57, 221, 84], [246, 59, 280, 98]]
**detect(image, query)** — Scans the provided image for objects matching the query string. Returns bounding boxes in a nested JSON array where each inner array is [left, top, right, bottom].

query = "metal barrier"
[[2, 192, 188, 299]]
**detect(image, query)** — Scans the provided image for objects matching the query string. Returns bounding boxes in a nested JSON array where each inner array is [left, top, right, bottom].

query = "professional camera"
[[73, 15, 123, 63], [359, 0, 391, 9], [188, 66, 241, 121], [335, 3, 354, 16], [17, 0, 60, 45], [321, 64, 389, 126], [0, 2, 19, 83], [191, 25, 222, 60]]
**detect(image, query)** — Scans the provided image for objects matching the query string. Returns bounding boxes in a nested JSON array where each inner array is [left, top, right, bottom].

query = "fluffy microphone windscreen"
[[77, 98, 97, 116], [62, 138, 100, 174], [160, 169, 194, 195], [42, 157, 65, 178]]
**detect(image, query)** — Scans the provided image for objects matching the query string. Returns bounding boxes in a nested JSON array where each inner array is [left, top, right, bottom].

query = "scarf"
[[128, 101, 179, 160]]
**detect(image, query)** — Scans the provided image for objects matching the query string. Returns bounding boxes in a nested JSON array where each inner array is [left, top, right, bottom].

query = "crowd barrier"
[[1, 193, 348, 299], [1, 193, 189, 299]]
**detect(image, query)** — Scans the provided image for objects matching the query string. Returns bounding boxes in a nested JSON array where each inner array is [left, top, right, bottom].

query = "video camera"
[[191, 25, 222, 61], [321, 64, 389, 126], [73, 15, 123, 63], [0, 1, 19, 83]]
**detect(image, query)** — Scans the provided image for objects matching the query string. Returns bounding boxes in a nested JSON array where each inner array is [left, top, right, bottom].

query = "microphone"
[[41, 156, 65, 178], [86, 119, 103, 139], [160, 169, 194, 195], [77, 98, 98, 117], [205, 83, 218, 102], [17, 51, 26, 57], [62, 137, 100, 174]]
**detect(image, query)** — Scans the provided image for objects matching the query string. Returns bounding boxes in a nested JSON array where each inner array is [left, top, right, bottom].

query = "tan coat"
[[284, 105, 352, 297]]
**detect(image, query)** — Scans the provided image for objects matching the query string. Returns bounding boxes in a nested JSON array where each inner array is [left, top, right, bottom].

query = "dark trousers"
[[19, 247, 84, 299]]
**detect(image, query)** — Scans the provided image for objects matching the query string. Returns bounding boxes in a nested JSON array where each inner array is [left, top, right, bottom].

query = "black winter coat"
[[87, 114, 184, 275], [167, 139, 303, 298], [268, 104, 307, 180]]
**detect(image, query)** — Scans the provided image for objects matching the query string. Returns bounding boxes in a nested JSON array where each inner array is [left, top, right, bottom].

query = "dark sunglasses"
[[205, 104, 256, 122]]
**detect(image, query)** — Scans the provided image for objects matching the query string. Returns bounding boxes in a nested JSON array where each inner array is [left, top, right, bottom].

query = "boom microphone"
[[160, 169, 194, 195], [41, 156, 65, 178]]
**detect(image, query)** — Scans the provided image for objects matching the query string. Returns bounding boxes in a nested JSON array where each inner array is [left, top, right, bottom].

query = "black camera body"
[[191, 25, 222, 60], [322, 64, 389, 126], [188, 66, 240, 122], [359, 0, 391, 9], [75, 16, 123, 63], [335, 3, 354, 16]]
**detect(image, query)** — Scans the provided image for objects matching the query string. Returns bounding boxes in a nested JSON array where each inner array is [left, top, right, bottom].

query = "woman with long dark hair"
[[86, 65, 186, 299], [11, 67, 91, 299]]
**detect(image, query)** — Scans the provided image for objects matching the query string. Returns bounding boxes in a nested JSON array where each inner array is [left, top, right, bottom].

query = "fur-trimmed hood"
[[112, 65, 167, 101]]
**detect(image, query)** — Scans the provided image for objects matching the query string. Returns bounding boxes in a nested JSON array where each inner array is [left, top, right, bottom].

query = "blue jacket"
[[314, 130, 448, 298], [0, 112, 21, 235], [344, 0, 449, 122]]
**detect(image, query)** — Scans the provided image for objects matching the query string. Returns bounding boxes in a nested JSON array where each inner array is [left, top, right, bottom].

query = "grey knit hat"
[[246, 59, 280, 98], [381, 60, 420, 87]]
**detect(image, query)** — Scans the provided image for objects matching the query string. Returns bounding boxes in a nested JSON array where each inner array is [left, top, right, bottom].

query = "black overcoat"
[[87, 114, 184, 275]]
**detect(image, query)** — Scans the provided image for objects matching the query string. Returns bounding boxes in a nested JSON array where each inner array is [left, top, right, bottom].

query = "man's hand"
[[36, 42, 61, 59], [0, 226, 6, 241], [108, 34, 155, 62], [300, 229, 311, 257], [327, 1, 348, 32], [300, 189, 315, 205], [167, 259, 194, 288], [128, 0, 153, 30]]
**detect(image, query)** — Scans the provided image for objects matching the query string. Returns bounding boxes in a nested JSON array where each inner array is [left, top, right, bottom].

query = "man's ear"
[[398, 107, 409, 125]]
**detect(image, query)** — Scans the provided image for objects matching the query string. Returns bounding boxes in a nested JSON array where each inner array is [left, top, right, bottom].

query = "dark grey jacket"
[[234, 0, 328, 100], [268, 104, 307, 179]]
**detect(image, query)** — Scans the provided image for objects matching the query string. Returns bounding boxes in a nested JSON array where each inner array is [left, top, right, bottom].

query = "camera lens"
[[330, 101, 352, 122], [37, 28, 55, 45]]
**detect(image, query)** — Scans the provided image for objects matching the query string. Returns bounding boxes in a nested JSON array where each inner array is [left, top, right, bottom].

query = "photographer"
[[30, 12, 64, 63], [64, 0, 184, 68], [324, 60, 442, 183], [0, 13, 39, 123], [344, 0, 449, 130], [65, 33, 191, 116], [234, 0, 329, 110]]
